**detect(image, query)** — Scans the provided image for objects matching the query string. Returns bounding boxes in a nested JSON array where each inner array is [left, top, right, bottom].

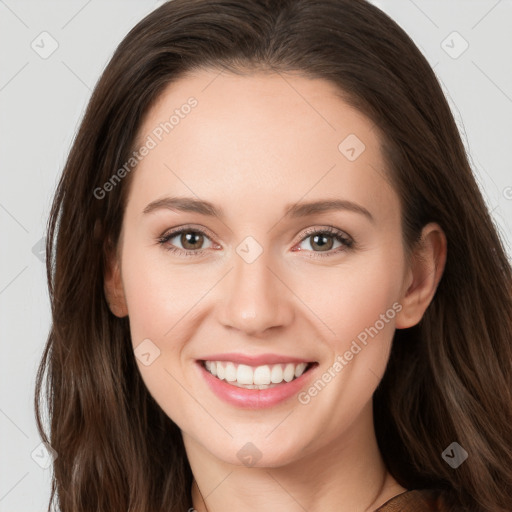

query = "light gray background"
[[1, 1, 511, 510]]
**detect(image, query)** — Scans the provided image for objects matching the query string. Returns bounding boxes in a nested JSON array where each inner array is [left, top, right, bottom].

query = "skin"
[[105, 69, 447, 512]]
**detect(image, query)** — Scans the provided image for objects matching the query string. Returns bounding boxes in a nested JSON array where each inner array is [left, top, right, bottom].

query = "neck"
[[186, 403, 406, 512]]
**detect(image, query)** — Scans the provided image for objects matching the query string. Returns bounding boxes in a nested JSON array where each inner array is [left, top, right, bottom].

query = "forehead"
[[125, 69, 397, 223]]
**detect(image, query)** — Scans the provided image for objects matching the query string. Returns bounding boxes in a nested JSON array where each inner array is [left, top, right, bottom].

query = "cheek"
[[291, 247, 404, 342], [292, 253, 403, 435], [120, 241, 201, 346], [304, 246, 405, 389]]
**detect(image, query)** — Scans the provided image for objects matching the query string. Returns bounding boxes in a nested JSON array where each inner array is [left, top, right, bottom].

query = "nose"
[[218, 246, 294, 336]]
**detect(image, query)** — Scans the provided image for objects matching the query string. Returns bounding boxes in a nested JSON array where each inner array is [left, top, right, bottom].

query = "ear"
[[103, 239, 128, 318], [395, 222, 447, 329]]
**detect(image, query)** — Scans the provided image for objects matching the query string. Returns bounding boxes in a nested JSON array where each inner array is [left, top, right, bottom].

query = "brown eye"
[[179, 231, 205, 250], [309, 233, 335, 252], [295, 227, 354, 258], [158, 227, 214, 255]]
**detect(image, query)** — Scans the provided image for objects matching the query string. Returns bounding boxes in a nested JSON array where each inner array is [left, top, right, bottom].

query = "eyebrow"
[[142, 196, 374, 223]]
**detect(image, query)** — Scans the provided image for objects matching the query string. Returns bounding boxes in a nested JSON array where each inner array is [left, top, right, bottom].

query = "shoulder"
[[375, 488, 450, 512]]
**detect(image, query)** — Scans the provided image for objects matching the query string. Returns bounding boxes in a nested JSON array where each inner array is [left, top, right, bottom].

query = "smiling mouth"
[[200, 360, 318, 389]]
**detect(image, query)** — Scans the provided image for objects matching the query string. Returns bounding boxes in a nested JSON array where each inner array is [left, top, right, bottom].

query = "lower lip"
[[197, 362, 317, 409]]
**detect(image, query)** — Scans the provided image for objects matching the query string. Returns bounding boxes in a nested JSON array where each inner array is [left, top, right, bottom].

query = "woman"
[[35, 0, 512, 511]]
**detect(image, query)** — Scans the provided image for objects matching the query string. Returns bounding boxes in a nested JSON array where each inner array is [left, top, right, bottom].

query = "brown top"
[[376, 489, 448, 511]]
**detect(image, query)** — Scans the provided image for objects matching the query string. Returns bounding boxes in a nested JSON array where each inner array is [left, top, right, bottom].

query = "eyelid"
[[297, 225, 352, 244], [160, 223, 217, 242]]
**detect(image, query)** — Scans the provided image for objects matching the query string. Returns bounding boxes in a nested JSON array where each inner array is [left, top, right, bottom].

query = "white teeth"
[[283, 363, 295, 382], [237, 364, 253, 385], [294, 362, 307, 378], [225, 362, 237, 382], [270, 364, 283, 383], [253, 365, 271, 385], [203, 360, 311, 388]]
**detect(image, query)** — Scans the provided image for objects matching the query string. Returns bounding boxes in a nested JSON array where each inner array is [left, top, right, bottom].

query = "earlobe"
[[103, 244, 128, 318], [395, 223, 447, 329]]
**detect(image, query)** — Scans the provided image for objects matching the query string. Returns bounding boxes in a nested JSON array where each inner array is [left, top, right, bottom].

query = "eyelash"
[[157, 225, 354, 259]]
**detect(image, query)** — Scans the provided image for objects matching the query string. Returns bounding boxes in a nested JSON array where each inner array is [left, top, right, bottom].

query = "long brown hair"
[[35, 0, 512, 510]]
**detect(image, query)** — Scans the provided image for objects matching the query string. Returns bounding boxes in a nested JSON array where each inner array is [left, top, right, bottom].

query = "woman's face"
[[107, 69, 416, 467]]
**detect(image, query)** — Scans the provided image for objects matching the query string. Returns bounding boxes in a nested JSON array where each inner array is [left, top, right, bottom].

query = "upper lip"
[[198, 352, 315, 366]]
